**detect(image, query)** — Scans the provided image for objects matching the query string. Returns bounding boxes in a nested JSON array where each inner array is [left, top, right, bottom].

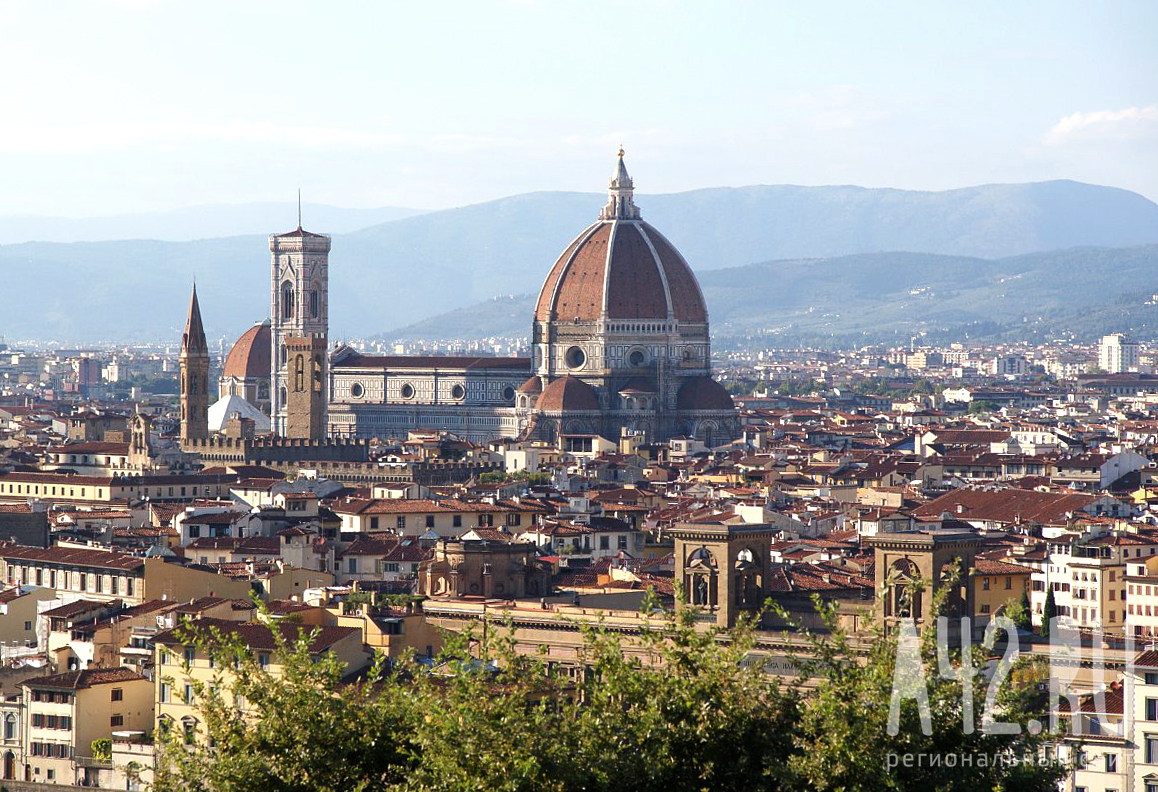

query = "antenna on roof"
[[297, 189, 302, 230]]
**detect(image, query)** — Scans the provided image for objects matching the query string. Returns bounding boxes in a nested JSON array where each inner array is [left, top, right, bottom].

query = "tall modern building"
[[1099, 333, 1140, 374], [179, 284, 210, 444], [270, 225, 331, 438]]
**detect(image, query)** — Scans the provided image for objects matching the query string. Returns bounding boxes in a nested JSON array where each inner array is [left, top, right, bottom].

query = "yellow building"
[[0, 585, 56, 647], [971, 557, 1033, 627], [0, 545, 253, 605], [20, 667, 152, 786], [152, 617, 367, 745]]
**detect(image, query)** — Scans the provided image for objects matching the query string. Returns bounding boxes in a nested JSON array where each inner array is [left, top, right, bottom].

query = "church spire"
[[599, 147, 641, 221], [182, 283, 208, 354]]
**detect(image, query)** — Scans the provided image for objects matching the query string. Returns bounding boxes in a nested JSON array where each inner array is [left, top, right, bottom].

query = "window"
[[600, 536, 609, 550], [348, 558, 357, 574], [397, 516, 406, 530], [184, 684, 194, 705], [453, 515, 462, 528], [111, 688, 123, 702], [1146, 672, 1158, 685], [1146, 735, 1158, 764], [1005, 577, 1012, 590], [370, 517, 379, 530], [426, 515, 435, 529], [23, 621, 31, 632], [160, 683, 171, 703], [1105, 753, 1117, 772], [111, 715, 123, 728], [258, 653, 270, 670], [983, 578, 990, 590], [184, 648, 195, 665]]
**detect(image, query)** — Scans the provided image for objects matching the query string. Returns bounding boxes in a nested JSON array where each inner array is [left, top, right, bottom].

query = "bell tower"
[[270, 214, 330, 437], [179, 284, 210, 444]]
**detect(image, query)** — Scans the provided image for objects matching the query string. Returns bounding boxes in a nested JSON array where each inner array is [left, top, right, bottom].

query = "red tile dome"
[[537, 376, 600, 413], [676, 376, 734, 411], [222, 321, 271, 380], [534, 152, 707, 325]]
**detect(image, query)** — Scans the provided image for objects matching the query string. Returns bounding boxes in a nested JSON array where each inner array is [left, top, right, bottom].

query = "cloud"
[[1045, 105, 1158, 144]]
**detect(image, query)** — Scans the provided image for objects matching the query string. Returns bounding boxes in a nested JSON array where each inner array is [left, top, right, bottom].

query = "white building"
[[1099, 333, 1140, 374]]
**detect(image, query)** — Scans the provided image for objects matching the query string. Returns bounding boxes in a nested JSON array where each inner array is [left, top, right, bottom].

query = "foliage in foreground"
[[153, 591, 1066, 792]]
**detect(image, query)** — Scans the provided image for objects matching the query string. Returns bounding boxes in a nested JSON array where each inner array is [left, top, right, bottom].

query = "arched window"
[[310, 289, 319, 319], [294, 355, 305, 393], [4, 714, 16, 741], [281, 281, 295, 320]]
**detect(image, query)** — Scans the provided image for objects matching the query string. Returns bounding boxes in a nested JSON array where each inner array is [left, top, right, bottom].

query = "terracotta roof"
[[537, 377, 600, 413], [676, 376, 735, 412], [0, 543, 144, 571], [911, 488, 1100, 525], [154, 617, 358, 653], [334, 355, 529, 372], [222, 321, 272, 380], [534, 214, 707, 324], [516, 376, 544, 394], [23, 667, 145, 690], [41, 599, 108, 618], [272, 226, 327, 239], [973, 558, 1033, 576]]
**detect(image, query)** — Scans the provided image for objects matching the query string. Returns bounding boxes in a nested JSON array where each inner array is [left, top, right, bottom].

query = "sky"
[[0, 0, 1155, 217]]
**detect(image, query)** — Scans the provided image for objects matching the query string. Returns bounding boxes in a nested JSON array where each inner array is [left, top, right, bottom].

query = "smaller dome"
[[223, 321, 271, 380], [676, 376, 734, 411], [517, 376, 544, 394], [537, 377, 600, 413]]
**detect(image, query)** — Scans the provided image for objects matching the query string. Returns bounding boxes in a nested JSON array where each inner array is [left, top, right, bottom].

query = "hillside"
[[2, 180, 1157, 343], [381, 245, 1158, 347], [0, 202, 425, 244]]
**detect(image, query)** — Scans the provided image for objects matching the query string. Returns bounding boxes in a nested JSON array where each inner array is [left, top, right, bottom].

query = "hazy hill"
[[382, 244, 1158, 346], [2, 180, 1158, 344], [0, 202, 425, 244]]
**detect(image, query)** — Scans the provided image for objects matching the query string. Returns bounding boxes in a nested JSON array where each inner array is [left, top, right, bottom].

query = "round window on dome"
[[566, 346, 586, 369], [502, 386, 516, 401], [628, 349, 647, 367], [400, 383, 415, 399], [451, 384, 466, 400], [350, 383, 364, 398]]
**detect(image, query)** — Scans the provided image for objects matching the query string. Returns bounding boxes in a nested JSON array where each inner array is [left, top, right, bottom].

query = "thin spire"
[[181, 283, 208, 354], [297, 189, 302, 230]]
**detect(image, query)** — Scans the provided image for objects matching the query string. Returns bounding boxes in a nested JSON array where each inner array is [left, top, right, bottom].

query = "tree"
[[1042, 587, 1057, 638], [1002, 590, 1033, 632], [968, 399, 996, 414], [154, 593, 1066, 792]]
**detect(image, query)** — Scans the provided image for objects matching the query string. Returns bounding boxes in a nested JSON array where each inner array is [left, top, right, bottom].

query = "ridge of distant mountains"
[[382, 244, 1158, 347], [2, 180, 1157, 345], [0, 202, 426, 244]]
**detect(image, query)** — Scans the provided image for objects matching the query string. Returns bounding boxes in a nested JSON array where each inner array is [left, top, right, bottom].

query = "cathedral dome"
[[676, 376, 734, 411], [534, 152, 707, 325], [537, 376, 600, 413], [223, 321, 271, 380]]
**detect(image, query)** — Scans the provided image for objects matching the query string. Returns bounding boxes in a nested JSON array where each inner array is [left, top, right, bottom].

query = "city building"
[[1099, 333, 1140, 374]]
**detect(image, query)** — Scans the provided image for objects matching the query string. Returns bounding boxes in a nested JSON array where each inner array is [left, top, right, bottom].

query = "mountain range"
[[2, 180, 1157, 346]]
